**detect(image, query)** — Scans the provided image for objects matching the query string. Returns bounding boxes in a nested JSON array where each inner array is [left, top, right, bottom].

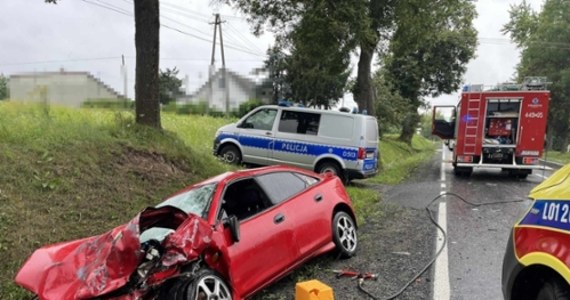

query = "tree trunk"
[[354, 42, 375, 116], [134, 0, 161, 128], [399, 110, 420, 145]]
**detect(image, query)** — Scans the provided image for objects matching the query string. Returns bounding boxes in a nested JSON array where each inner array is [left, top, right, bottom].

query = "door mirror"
[[432, 106, 457, 140], [224, 215, 240, 243]]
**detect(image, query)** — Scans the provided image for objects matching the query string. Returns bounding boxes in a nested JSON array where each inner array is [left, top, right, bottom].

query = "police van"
[[213, 105, 379, 182]]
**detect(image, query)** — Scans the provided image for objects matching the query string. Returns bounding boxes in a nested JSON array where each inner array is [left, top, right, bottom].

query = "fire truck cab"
[[432, 78, 550, 178]]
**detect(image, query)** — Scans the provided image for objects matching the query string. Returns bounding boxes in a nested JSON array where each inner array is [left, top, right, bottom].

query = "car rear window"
[[256, 172, 316, 205]]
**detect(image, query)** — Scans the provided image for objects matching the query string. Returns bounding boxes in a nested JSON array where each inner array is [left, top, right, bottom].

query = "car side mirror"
[[224, 215, 240, 243]]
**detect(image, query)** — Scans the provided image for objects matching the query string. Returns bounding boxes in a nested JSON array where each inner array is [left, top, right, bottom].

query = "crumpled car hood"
[[15, 206, 213, 300]]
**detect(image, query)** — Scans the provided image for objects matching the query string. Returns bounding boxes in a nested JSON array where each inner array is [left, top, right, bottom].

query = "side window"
[[220, 178, 271, 221], [278, 111, 321, 135], [241, 109, 277, 131], [256, 172, 313, 205]]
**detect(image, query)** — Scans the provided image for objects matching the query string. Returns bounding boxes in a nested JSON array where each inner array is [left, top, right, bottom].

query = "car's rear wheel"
[[332, 211, 357, 258], [536, 276, 570, 300], [220, 145, 241, 165], [183, 269, 232, 300]]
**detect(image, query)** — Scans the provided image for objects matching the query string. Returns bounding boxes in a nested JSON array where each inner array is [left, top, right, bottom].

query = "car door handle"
[[274, 213, 285, 224], [314, 194, 323, 202], [265, 131, 272, 136]]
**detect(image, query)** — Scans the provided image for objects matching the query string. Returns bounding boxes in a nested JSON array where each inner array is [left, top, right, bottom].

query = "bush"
[[233, 99, 264, 118], [82, 98, 133, 110]]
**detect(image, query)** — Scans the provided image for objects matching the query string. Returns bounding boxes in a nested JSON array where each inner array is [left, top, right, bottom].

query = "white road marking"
[[434, 144, 450, 300], [434, 201, 450, 300], [532, 172, 549, 179]]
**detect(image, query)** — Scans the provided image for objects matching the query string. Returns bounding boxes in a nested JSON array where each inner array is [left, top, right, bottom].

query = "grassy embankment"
[[0, 102, 434, 299], [545, 151, 570, 165]]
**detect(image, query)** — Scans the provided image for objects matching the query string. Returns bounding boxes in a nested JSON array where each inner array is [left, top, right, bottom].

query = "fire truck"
[[432, 77, 550, 178]]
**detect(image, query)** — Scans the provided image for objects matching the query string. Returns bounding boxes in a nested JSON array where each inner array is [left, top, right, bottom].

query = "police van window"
[[319, 115, 353, 140], [278, 111, 321, 135], [256, 172, 308, 205], [241, 108, 277, 131]]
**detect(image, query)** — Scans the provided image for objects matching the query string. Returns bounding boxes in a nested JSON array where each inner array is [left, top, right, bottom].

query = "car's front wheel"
[[332, 211, 357, 258], [183, 269, 233, 300], [536, 276, 570, 300]]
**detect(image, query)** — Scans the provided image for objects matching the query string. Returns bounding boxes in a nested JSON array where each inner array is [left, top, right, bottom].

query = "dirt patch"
[[252, 183, 436, 300], [112, 146, 191, 183]]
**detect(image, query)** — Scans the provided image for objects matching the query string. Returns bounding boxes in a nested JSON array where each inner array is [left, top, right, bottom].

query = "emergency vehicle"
[[502, 164, 570, 299], [432, 77, 550, 177]]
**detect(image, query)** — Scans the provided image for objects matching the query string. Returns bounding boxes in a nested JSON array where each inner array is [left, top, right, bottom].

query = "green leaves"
[[159, 67, 183, 105], [504, 0, 570, 150], [0, 74, 7, 100]]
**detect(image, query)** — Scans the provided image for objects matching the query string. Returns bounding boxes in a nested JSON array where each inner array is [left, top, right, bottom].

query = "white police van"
[[213, 105, 379, 181]]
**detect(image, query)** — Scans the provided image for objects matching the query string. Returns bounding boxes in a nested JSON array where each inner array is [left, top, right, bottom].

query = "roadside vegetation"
[[0, 102, 435, 299], [545, 151, 570, 165]]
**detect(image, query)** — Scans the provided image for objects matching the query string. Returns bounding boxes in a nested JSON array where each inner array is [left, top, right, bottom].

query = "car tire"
[[332, 211, 357, 258], [183, 269, 233, 300], [220, 145, 241, 165], [317, 161, 346, 182], [536, 276, 570, 300]]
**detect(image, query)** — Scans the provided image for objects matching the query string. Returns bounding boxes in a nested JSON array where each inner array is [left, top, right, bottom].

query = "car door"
[[222, 178, 297, 297], [272, 110, 321, 169], [255, 172, 330, 258], [236, 108, 278, 165]]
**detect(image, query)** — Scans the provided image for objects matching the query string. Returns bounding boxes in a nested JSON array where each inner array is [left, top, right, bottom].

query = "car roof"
[[185, 165, 321, 188]]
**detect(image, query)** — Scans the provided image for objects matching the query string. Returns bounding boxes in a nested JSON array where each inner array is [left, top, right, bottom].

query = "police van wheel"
[[220, 145, 241, 165], [317, 162, 345, 182]]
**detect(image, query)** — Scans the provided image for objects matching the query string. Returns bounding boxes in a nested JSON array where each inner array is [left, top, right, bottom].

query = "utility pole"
[[121, 54, 128, 108], [209, 13, 230, 114]]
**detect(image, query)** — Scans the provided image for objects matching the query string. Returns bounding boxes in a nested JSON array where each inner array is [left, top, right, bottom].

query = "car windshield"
[[156, 183, 217, 219]]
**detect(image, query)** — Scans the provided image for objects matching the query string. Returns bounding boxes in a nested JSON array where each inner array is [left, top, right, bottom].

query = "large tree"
[[46, 0, 161, 128], [503, 0, 570, 151], [134, 0, 161, 128], [384, 0, 477, 144]]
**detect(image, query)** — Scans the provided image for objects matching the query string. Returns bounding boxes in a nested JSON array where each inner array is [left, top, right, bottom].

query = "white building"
[[177, 68, 272, 112], [9, 70, 126, 108]]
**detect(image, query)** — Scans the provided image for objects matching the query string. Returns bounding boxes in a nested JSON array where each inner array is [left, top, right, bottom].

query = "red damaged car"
[[15, 165, 358, 300]]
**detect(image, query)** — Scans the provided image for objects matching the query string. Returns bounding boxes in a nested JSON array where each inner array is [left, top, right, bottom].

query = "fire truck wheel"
[[453, 167, 472, 177]]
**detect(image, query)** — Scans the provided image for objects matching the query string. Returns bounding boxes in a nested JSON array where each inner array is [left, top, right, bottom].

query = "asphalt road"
[[385, 144, 556, 300]]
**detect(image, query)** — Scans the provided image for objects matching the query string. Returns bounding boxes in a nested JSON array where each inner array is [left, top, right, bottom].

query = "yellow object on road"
[[295, 280, 334, 300]]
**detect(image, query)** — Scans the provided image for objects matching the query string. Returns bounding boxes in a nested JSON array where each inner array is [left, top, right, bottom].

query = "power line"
[[78, 0, 266, 57]]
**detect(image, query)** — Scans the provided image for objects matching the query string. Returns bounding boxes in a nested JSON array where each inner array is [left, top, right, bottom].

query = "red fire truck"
[[432, 78, 550, 178]]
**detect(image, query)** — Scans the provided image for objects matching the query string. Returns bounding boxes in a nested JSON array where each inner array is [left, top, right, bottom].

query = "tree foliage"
[[503, 0, 570, 151], [0, 74, 8, 100], [383, 0, 477, 144], [284, 1, 355, 107], [226, 0, 365, 108], [159, 67, 183, 105]]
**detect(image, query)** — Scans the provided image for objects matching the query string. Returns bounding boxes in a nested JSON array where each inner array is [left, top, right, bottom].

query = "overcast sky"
[[0, 0, 543, 106]]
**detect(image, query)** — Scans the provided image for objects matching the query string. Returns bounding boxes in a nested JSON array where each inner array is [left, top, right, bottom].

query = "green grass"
[[370, 134, 436, 184], [0, 102, 232, 299], [545, 151, 570, 165], [0, 102, 435, 299]]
